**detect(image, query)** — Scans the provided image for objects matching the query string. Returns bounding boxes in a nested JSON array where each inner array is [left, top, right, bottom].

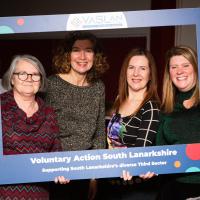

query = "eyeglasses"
[[13, 72, 41, 82]]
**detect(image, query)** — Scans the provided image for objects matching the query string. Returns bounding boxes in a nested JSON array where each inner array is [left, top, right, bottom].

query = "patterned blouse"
[[107, 100, 160, 148], [0, 91, 61, 200]]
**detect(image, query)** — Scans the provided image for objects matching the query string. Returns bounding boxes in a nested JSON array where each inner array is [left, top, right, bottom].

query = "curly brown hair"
[[53, 31, 109, 83]]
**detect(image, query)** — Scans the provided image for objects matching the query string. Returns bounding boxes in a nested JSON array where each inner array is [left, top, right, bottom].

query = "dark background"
[[0, 1, 176, 102]]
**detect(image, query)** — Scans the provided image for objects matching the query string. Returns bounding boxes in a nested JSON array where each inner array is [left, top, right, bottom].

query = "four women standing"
[[0, 33, 199, 200]]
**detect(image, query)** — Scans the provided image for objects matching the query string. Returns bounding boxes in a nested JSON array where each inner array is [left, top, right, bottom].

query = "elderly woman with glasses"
[[0, 54, 62, 199]]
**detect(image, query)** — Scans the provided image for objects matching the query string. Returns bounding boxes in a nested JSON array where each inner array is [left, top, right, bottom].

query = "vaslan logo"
[[66, 12, 127, 30]]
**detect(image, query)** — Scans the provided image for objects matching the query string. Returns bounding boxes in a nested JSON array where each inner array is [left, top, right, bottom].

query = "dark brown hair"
[[53, 31, 109, 83]]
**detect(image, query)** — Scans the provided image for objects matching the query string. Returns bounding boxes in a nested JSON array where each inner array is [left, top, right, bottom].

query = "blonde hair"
[[162, 45, 200, 113]]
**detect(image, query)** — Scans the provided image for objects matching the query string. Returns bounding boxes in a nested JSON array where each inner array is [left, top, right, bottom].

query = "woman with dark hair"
[[45, 31, 109, 200], [156, 45, 200, 200], [101, 48, 160, 200]]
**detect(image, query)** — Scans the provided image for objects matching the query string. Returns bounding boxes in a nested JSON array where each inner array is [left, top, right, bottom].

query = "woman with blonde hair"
[[156, 45, 200, 200]]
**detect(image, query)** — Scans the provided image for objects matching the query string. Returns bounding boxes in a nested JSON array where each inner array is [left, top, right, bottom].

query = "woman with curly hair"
[[45, 31, 109, 200]]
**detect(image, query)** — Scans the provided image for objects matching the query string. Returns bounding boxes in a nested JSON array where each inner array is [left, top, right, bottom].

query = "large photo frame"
[[0, 8, 200, 185]]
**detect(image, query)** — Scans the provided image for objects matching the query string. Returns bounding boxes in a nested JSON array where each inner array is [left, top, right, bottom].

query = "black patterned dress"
[[108, 100, 160, 148]]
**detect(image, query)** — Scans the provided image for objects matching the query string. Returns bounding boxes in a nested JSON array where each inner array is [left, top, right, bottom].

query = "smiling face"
[[126, 55, 150, 94], [70, 39, 94, 75], [169, 55, 196, 92], [11, 59, 41, 97]]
